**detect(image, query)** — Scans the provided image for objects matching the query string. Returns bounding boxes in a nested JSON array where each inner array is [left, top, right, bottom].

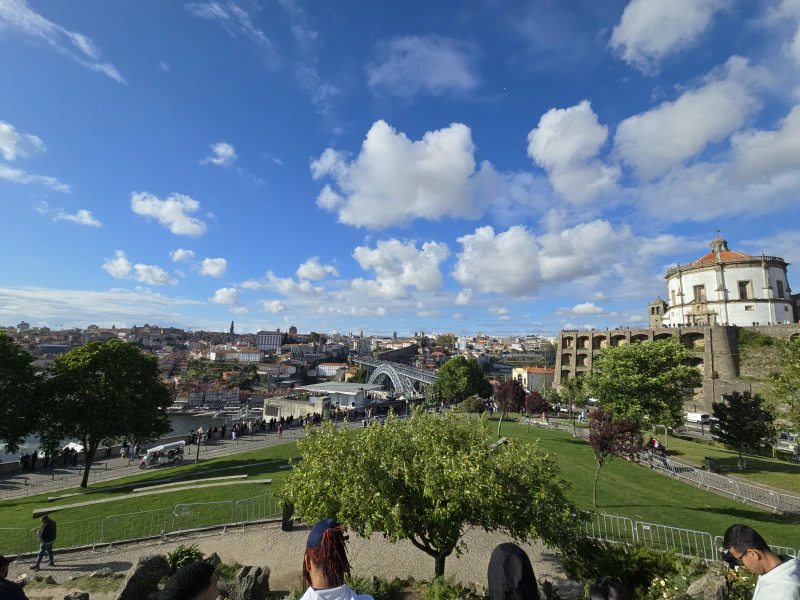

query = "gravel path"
[[8, 522, 583, 598]]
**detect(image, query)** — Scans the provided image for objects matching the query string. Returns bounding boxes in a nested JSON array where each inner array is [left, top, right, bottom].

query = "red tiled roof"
[[526, 367, 555, 374], [689, 251, 754, 267]]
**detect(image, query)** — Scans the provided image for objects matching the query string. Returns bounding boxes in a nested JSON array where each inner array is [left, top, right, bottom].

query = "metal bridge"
[[351, 356, 437, 395]]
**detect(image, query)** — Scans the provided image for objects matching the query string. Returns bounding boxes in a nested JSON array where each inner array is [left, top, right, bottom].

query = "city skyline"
[[2, 0, 800, 335]]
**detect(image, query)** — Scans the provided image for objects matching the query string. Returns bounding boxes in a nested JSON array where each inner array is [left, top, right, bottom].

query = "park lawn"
[[499, 421, 800, 548], [663, 435, 800, 494]]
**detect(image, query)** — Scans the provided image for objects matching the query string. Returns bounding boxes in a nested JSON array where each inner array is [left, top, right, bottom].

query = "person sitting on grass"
[[300, 519, 373, 600], [722, 524, 800, 600], [487, 543, 540, 600], [153, 560, 219, 600]]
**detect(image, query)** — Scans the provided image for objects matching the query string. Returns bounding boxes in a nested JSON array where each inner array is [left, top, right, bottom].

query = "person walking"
[[278, 423, 283, 438], [31, 515, 57, 570], [0, 555, 30, 600]]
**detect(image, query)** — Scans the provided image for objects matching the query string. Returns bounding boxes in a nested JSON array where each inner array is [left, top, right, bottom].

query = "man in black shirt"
[[31, 515, 56, 570], [0, 555, 29, 600]]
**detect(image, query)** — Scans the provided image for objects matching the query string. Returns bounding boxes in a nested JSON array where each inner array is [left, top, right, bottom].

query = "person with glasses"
[[721, 524, 800, 600]]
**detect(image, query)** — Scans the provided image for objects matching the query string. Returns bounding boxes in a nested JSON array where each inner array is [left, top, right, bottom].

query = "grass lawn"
[[2, 420, 797, 555], [663, 435, 800, 494]]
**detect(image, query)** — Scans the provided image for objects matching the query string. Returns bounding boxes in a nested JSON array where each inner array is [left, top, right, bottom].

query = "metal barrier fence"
[[582, 513, 637, 545], [713, 536, 798, 559], [4, 493, 282, 559]]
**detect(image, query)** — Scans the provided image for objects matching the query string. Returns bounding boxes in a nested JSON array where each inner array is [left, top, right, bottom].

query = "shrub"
[[166, 544, 204, 574], [424, 576, 479, 600], [737, 329, 774, 348], [345, 575, 406, 600], [216, 561, 244, 582], [460, 397, 485, 414]]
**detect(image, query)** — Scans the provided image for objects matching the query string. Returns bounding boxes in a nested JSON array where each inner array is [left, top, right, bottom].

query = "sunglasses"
[[722, 549, 748, 567]]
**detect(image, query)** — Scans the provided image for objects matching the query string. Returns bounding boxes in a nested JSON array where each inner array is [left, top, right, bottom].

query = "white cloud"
[[262, 300, 287, 313], [609, 0, 730, 74], [453, 313, 467, 320], [185, 1, 279, 68], [555, 302, 607, 316], [230, 306, 249, 314], [201, 141, 237, 167], [0, 163, 71, 192], [267, 271, 325, 296], [416, 302, 443, 318], [102, 250, 177, 285], [159, 61, 170, 72], [133, 264, 178, 286], [614, 57, 765, 180], [102, 250, 133, 279], [311, 120, 490, 229], [278, 0, 318, 47], [131, 192, 208, 236], [271, 157, 283, 165], [741, 230, 800, 265], [240, 280, 264, 290], [452, 226, 541, 296], [53, 208, 101, 227], [527, 101, 620, 204], [488, 306, 510, 315], [588, 291, 607, 302], [200, 257, 227, 277], [34, 200, 50, 214], [498, 316, 512, 321], [170, 248, 195, 262], [296, 64, 339, 115], [351, 239, 450, 300], [0, 0, 125, 83], [209, 287, 240, 305], [366, 35, 479, 99], [0, 120, 45, 161], [296, 256, 339, 280], [730, 104, 800, 183], [455, 288, 473, 306], [318, 306, 387, 317]]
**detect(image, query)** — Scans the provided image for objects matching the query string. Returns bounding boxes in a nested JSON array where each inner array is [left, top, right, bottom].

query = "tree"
[[711, 391, 776, 467], [589, 338, 701, 428], [588, 409, 643, 507], [282, 411, 582, 577], [350, 367, 369, 384], [0, 332, 42, 452], [43, 340, 173, 487], [562, 376, 585, 436], [436, 356, 492, 405], [525, 390, 550, 416], [765, 338, 800, 431], [309, 332, 320, 351], [460, 397, 485, 414], [423, 381, 443, 408], [494, 379, 526, 436], [417, 335, 431, 349], [435, 334, 455, 350]]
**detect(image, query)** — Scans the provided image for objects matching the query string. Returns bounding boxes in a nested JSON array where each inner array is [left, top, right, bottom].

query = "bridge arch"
[[368, 364, 415, 395]]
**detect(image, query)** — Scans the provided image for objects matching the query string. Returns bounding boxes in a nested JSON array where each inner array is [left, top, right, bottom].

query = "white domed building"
[[648, 236, 795, 327]]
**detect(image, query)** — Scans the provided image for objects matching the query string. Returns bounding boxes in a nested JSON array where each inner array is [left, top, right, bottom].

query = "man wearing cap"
[[0, 555, 30, 600], [300, 519, 374, 600]]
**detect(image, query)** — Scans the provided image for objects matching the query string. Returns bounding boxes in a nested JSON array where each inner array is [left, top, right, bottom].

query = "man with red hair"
[[300, 519, 373, 600]]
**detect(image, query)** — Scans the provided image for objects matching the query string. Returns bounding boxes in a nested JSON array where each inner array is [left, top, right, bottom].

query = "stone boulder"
[[44, 575, 57, 584], [687, 572, 728, 600], [64, 593, 90, 600], [113, 554, 170, 600], [229, 565, 271, 600], [89, 567, 114, 578]]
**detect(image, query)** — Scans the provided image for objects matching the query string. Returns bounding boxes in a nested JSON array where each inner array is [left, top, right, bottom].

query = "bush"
[[216, 561, 244, 582], [424, 576, 479, 600], [737, 329, 774, 348], [459, 397, 485, 414], [166, 544, 204, 574], [346, 575, 406, 600]]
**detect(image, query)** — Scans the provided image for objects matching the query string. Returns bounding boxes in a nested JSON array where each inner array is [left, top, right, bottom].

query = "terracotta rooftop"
[[688, 250, 755, 267], [526, 367, 555, 374]]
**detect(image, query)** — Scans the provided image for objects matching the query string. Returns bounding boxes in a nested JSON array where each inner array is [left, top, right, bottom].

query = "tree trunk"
[[434, 554, 447, 578], [80, 443, 97, 488], [593, 461, 601, 508], [569, 392, 576, 436], [497, 411, 504, 437]]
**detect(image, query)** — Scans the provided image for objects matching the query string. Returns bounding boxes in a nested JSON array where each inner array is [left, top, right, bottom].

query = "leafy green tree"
[[351, 367, 369, 384], [436, 356, 492, 405], [283, 411, 582, 577], [0, 332, 42, 452], [711, 391, 776, 466], [435, 334, 455, 350], [417, 335, 431, 349], [493, 379, 526, 436], [588, 408, 643, 507], [589, 338, 701, 428], [423, 381, 443, 408], [562, 376, 585, 436], [460, 397, 485, 414], [309, 332, 321, 351], [43, 340, 173, 487], [765, 338, 800, 431]]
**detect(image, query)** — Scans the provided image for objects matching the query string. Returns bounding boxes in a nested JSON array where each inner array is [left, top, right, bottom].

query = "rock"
[[217, 580, 232, 599], [205, 552, 222, 567], [45, 575, 57, 584], [113, 554, 170, 600], [90, 567, 114, 578], [229, 565, 271, 600], [64, 593, 90, 600], [687, 572, 728, 600]]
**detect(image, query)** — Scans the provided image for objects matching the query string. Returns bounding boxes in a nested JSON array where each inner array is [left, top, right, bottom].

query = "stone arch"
[[654, 333, 673, 341], [610, 334, 627, 347], [561, 370, 571, 381], [577, 336, 590, 350], [561, 353, 572, 366], [368, 364, 414, 394], [576, 353, 589, 367], [592, 336, 607, 350], [686, 356, 705, 376], [562, 337, 574, 349], [631, 334, 649, 344], [681, 332, 705, 350]]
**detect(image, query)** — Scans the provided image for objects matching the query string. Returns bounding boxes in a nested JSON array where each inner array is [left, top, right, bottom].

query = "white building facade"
[[652, 237, 794, 327], [256, 331, 283, 351]]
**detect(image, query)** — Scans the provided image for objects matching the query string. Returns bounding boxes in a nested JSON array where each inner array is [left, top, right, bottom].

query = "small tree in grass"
[[525, 390, 550, 416], [494, 379, 526, 436], [711, 391, 775, 467], [436, 356, 493, 405], [423, 381, 443, 408], [588, 408, 643, 508], [460, 397, 485, 414], [283, 411, 583, 577]]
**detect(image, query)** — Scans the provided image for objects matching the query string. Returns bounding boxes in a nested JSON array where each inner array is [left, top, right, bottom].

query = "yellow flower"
[[674, 587, 679, 591], [661, 580, 666, 587], [663, 593, 669, 598]]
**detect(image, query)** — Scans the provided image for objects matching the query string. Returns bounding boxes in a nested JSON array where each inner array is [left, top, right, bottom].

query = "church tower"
[[230, 321, 234, 335]]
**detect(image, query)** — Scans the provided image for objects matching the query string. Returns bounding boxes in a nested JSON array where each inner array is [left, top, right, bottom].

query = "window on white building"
[[777, 280, 785, 299], [671, 290, 677, 305], [738, 281, 753, 300], [693, 285, 707, 302], [745, 305, 754, 311]]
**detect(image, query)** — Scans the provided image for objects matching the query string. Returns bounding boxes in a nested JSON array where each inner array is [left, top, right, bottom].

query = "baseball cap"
[[306, 518, 340, 548]]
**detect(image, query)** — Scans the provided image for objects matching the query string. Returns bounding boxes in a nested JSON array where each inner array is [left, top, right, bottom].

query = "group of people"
[[1, 521, 799, 600], [16, 447, 80, 471]]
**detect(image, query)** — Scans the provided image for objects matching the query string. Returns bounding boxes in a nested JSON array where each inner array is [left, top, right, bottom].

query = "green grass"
[[26, 574, 122, 593], [663, 435, 800, 493]]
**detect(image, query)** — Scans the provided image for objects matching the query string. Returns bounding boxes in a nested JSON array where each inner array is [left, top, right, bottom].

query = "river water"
[[0, 413, 238, 463]]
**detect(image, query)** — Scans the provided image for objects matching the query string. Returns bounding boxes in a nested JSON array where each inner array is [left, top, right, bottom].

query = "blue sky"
[[1, 0, 800, 336]]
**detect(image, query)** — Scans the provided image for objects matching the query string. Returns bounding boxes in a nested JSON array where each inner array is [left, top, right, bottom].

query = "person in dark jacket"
[[487, 543, 540, 600], [0, 554, 30, 599], [31, 515, 56, 570]]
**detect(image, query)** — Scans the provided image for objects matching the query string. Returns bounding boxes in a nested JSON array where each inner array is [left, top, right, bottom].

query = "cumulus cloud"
[[0, 120, 45, 161], [102, 250, 133, 279], [318, 306, 388, 317], [200, 257, 227, 277], [267, 271, 325, 296], [416, 302, 443, 318], [455, 288, 473, 306], [498, 315, 512, 321], [53, 209, 101, 227], [131, 192, 208, 236], [614, 57, 766, 180], [453, 313, 467, 320], [488, 306, 510, 315], [296, 256, 339, 279], [609, 0, 731, 74], [366, 35, 479, 99], [262, 300, 287, 313], [311, 120, 493, 228], [102, 250, 177, 285], [201, 141, 237, 167], [527, 101, 620, 204], [555, 302, 607, 316], [209, 287, 240, 304], [351, 239, 450, 300], [170, 248, 195, 262], [0, 0, 125, 83]]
